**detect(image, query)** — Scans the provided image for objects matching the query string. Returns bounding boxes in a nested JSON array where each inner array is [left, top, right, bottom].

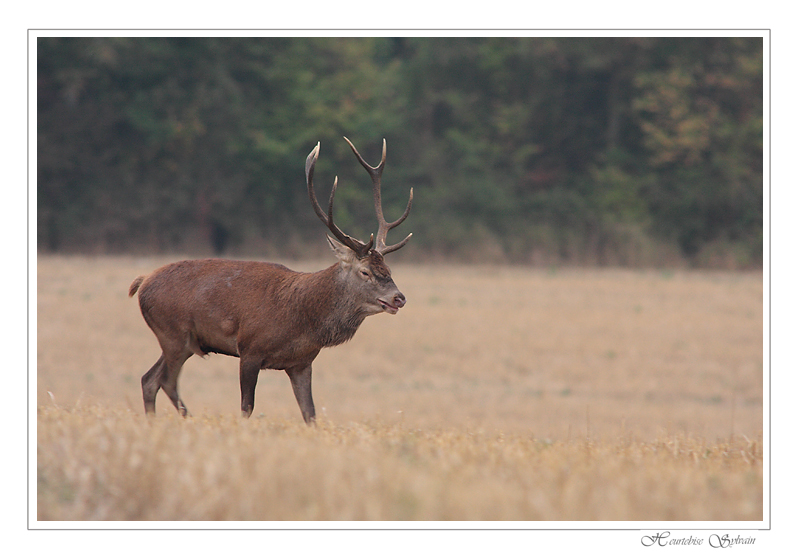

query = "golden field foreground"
[[36, 255, 763, 521]]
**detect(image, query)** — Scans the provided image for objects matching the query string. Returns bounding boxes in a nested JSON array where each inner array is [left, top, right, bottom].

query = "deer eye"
[[359, 270, 370, 280]]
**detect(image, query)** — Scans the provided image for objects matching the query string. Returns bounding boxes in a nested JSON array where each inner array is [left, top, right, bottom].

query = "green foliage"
[[37, 37, 763, 267]]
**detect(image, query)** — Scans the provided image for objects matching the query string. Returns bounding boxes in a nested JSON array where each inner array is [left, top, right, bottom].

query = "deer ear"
[[327, 235, 357, 262]]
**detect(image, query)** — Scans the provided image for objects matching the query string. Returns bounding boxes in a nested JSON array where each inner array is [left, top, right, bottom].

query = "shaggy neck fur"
[[300, 263, 369, 348]]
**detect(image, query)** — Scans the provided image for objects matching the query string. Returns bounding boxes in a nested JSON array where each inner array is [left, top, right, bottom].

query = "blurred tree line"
[[37, 37, 763, 267]]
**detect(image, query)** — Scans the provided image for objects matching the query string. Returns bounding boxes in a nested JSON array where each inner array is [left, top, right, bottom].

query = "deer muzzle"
[[379, 292, 406, 314]]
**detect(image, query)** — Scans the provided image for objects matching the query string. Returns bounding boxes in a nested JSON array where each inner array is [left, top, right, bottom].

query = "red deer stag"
[[128, 137, 412, 424]]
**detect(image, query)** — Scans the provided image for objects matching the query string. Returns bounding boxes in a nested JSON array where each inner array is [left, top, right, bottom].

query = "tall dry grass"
[[37, 405, 761, 521], [36, 255, 763, 521]]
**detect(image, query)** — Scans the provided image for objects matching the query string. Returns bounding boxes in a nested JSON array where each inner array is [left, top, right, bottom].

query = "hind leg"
[[160, 350, 192, 417], [141, 350, 192, 416], [141, 355, 166, 415]]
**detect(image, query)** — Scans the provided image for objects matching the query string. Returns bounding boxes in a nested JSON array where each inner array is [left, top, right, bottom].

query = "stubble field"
[[35, 255, 763, 522]]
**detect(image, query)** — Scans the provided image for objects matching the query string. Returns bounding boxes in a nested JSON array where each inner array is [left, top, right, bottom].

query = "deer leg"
[[286, 363, 316, 425], [141, 354, 166, 415], [239, 358, 261, 418], [159, 350, 192, 417]]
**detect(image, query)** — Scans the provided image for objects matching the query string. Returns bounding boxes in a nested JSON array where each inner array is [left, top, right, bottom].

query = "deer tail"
[[129, 275, 145, 298]]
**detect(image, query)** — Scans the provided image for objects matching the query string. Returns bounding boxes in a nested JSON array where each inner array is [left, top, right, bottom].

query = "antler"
[[306, 142, 374, 258], [343, 137, 413, 255]]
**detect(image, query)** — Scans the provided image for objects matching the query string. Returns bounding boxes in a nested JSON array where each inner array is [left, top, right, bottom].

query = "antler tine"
[[343, 137, 413, 255], [378, 189, 413, 255], [343, 136, 385, 179], [305, 142, 372, 256], [327, 174, 374, 252]]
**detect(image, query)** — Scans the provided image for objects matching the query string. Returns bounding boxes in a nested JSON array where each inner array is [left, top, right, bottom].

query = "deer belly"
[[189, 317, 240, 357], [248, 340, 321, 371]]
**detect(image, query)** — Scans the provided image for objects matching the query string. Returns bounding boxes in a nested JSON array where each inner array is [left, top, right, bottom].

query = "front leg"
[[239, 357, 261, 418], [286, 363, 316, 425]]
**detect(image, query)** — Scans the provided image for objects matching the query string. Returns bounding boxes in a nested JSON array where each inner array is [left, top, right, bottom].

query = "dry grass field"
[[35, 255, 763, 522]]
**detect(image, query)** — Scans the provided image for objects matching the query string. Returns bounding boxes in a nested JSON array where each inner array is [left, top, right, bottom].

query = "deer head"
[[305, 137, 413, 315]]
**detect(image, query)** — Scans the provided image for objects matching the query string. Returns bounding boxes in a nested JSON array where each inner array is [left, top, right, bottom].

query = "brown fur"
[[130, 252, 406, 423]]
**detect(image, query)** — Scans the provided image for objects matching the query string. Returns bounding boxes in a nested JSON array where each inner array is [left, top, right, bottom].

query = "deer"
[[128, 137, 412, 424]]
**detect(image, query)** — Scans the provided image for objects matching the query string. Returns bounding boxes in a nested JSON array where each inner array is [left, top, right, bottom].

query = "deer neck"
[[300, 264, 368, 348]]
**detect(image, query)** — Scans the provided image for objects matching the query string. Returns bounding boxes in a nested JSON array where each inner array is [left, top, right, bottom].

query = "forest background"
[[37, 36, 763, 268]]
